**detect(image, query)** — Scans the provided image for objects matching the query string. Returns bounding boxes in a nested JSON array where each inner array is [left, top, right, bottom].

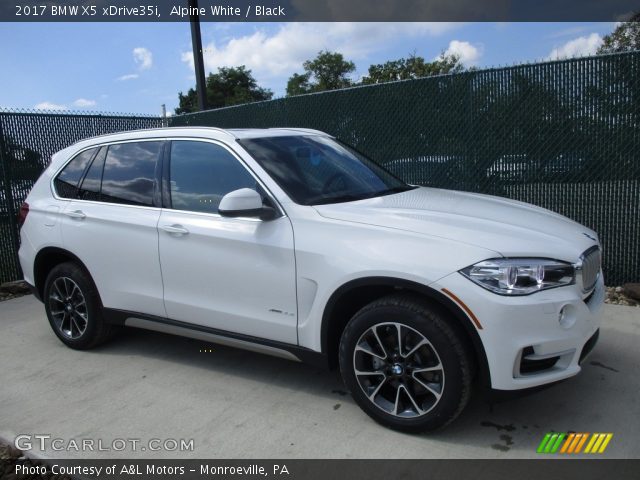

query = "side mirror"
[[218, 188, 277, 221]]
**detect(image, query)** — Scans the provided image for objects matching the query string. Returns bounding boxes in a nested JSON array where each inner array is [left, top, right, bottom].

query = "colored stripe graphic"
[[560, 433, 575, 453], [550, 433, 566, 453], [545, 433, 559, 453], [539, 433, 613, 454], [537, 433, 552, 453], [567, 433, 584, 453], [584, 433, 598, 453], [537, 433, 551, 453], [598, 434, 613, 453], [585, 433, 614, 453], [574, 433, 589, 453]]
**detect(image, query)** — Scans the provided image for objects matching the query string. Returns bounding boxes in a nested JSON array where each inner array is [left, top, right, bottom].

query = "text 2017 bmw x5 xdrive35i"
[[18, 127, 603, 432]]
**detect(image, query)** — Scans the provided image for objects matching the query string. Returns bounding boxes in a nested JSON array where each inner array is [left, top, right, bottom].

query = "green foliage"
[[176, 66, 273, 114], [286, 51, 356, 96], [286, 73, 312, 97], [361, 53, 464, 85], [597, 14, 640, 54]]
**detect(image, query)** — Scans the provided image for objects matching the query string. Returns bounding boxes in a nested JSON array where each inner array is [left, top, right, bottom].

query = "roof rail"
[[72, 125, 236, 144], [162, 126, 236, 138], [270, 127, 329, 136]]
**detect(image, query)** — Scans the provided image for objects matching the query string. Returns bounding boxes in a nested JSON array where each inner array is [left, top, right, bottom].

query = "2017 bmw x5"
[[18, 127, 603, 432]]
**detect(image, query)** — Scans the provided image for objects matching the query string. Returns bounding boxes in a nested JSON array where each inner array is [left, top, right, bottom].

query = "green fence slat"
[[1, 51, 639, 285], [169, 51, 640, 285]]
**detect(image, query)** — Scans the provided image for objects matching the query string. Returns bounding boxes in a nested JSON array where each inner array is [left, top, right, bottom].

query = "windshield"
[[237, 135, 414, 205]]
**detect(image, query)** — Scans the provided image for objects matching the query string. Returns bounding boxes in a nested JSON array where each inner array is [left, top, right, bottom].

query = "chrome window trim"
[[50, 136, 287, 220], [164, 137, 286, 219], [50, 137, 166, 205]]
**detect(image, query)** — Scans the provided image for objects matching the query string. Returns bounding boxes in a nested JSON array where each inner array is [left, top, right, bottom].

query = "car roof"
[[48, 127, 331, 170]]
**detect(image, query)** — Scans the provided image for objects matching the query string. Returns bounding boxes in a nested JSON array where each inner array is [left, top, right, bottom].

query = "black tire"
[[43, 262, 116, 349], [339, 294, 472, 433]]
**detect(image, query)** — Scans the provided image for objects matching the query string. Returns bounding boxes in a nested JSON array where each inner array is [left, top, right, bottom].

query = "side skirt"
[[102, 308, 328, 369]]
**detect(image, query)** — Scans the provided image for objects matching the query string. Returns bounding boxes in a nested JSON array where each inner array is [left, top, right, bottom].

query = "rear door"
[[58, 140, 166, 317], [157, 139, 297, 344]]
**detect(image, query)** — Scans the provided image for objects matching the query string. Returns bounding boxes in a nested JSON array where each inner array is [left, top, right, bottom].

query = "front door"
[[158, 139, 297, 344]]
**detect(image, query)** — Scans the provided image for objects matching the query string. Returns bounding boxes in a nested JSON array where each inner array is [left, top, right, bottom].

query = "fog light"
[[558, 305, 576, 329]]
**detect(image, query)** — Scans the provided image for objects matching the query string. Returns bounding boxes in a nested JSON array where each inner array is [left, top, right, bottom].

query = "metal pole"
[[188, 0, 208, 111]]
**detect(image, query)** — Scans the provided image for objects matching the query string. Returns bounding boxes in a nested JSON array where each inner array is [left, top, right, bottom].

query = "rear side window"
[[78, 147, 107, 202], [100, 141, 162, 206], [54, 148, 97, 198], [169, 140, 258, 214]]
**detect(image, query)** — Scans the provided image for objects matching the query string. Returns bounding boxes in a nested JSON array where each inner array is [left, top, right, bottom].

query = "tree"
[[361, 53, 464, 85], [285, 73, 312, 97], [286, 50, 356, 96], [597, 13, 640, 54], [175, 66, 273, 114]]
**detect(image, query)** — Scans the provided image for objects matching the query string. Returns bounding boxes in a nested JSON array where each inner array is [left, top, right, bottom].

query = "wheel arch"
[[320, 276, 491, 389], [33, 247, 94, 301]]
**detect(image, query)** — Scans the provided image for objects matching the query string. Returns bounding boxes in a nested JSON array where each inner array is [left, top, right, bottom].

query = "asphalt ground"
[[1, 295, 638, 459]]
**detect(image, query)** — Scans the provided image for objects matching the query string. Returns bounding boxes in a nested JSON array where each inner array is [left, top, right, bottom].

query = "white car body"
[[19, 127, 602, 396]]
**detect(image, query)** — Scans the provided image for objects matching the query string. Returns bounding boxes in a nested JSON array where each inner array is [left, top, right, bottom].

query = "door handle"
[[161, 224, 190, 235], [64, 210, 86, 220]]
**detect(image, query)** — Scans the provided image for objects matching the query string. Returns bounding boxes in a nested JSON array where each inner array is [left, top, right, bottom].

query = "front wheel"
[[339, 294, 472, 433]]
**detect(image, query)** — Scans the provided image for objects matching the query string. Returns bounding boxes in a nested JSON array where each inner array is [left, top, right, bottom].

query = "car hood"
[[313, 187, 599, 262]]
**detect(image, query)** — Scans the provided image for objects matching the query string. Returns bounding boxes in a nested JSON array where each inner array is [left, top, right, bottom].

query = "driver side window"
[[169, 140, 259, 214]]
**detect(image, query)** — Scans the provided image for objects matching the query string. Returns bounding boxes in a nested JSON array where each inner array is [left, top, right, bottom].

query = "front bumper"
[[436, 272, 603, 390]]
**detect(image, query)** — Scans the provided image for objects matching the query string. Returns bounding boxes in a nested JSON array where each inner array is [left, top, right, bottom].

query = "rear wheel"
[[339, 294, 472, 432], [44, 262, 116, 349]]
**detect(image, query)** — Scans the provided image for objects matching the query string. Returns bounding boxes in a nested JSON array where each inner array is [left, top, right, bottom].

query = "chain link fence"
[[171, 51, 640, 285], [0, 110, 164, 283], [0, 53, 638, 285]]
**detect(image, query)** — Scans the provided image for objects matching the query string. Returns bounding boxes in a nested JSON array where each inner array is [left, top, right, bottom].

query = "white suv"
[[18, 127, 603, 432]]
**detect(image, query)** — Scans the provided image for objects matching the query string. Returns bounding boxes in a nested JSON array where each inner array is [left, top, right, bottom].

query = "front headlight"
[[460, 258, 575, 295]]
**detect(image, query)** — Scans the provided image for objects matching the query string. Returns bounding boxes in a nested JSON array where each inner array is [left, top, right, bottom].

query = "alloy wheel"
[[352, 322, 445, 418], [48, 276, 89, 339]]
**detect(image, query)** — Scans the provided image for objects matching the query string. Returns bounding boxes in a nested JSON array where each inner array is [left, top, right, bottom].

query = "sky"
[[0, 21, 616, 115]]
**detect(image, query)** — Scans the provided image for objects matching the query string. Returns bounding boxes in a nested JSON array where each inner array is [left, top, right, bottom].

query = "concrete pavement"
[[1, 295, 638, 459]]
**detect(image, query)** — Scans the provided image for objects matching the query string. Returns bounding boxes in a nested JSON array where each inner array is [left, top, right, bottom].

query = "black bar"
[[2, 0, 639, 22], [2, 459, 640, 480], [188, 0, 208, 111]]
